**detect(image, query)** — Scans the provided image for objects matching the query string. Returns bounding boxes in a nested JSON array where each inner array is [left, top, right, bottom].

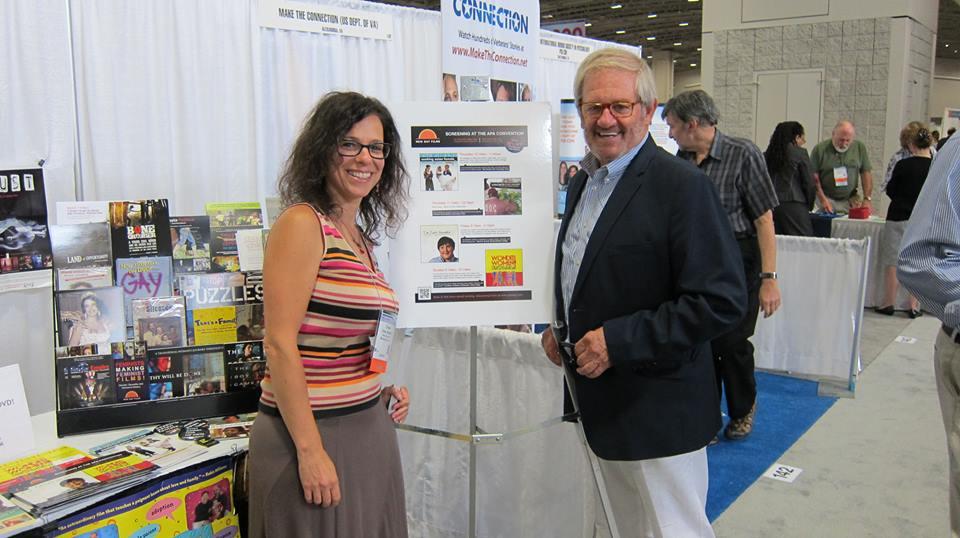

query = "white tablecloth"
[[830, 216, 911, 309]]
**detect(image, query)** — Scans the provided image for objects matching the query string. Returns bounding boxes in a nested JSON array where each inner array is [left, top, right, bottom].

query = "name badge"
[[833, 166, 848, 187], [369, 311, 397, 373]]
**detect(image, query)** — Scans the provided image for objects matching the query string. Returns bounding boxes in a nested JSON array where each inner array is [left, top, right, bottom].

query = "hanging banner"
[[538, 33, 595, 64], [441, 0, 539, 102], [258, 0, 393, 40], [542, 20, 587, 37], [556, 99, 587, 218], [392, 102, 553, 328], [0, 168, 53, 294]]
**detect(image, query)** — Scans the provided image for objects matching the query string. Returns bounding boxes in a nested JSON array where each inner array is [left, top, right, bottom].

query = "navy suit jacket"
[[556, 137, 747, 461]]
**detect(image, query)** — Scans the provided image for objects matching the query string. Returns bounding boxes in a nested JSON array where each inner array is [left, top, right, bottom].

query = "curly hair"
[[764, 121, 805, 177], [277, 91, 409, 242]]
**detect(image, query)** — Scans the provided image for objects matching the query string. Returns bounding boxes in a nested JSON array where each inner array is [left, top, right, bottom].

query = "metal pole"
[[65, 0, 86, 202], [849, 237, 871, 392], [469, 325, 478, 538], [560, 365, 621, 538]]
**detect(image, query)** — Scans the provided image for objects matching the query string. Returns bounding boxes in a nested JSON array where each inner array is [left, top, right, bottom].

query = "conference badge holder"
[[833, 166, 848, 187], [369, 311, 397, 374]]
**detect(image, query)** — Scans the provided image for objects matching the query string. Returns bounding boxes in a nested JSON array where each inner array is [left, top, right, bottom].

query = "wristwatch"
[[759, 272, 778, 280], [864, 196, 873, 201]]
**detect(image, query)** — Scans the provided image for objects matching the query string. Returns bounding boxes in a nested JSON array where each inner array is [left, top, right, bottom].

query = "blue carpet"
[[706, 371, 837, 521]]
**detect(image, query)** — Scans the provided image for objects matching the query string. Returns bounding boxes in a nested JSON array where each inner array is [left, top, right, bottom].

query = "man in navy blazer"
[[541, 48, 747, 536]]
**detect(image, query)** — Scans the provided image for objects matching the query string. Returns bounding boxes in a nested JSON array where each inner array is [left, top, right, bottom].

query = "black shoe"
[[874, 305, 895, 315], [909, 309, 923, 319]]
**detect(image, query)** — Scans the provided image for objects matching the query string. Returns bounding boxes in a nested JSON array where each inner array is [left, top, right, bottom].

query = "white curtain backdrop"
[[70, 0, 259, 213], [0, 0, 77, 415], [3, 1, 632, 534], [258, 0, 441, 197], [753, 235, 869, 382]]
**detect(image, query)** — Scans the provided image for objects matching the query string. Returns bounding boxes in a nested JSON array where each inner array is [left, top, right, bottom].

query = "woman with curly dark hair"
[[249, 91, 410, 537], [764, 121, 815, 236]]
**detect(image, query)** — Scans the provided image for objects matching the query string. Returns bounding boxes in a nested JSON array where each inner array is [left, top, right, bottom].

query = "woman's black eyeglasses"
[[338, 140, 391, 159]]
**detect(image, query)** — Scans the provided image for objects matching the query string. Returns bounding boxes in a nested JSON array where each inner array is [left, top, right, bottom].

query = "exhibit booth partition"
[[0, 0, 632, 535], [1, 1, 871, 535], [1, 0, 626, 413]]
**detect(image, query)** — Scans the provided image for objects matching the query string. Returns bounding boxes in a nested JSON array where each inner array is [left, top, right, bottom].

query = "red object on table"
[[848, 207, 871, 219]]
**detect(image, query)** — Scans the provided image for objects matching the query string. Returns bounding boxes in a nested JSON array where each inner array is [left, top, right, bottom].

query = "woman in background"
[[248, 92, 410, 537], [876, 123, 934, 318], [764, 121, 815, 236]]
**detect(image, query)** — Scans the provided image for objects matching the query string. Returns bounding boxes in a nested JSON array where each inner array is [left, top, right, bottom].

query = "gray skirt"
[[880, 219, 908, 267], [248, 401, 408, 537]]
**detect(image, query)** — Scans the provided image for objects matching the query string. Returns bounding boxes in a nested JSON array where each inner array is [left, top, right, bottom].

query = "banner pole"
[[469, 325, 478, 538], [559, 360, 621, 538]]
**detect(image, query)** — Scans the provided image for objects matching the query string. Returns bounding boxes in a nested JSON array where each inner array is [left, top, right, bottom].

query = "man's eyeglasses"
[[338, 140, 391, 159], [579, 101, 639, 119]]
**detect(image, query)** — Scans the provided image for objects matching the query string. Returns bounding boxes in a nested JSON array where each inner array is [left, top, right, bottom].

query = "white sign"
[[538, 33, 594, 63], [56, 201, 108, 225], [763, 462, 803, 483], [0, 269, 52, 294], [441, 0, 539, 102], [391, 102, 554, 328], [0, 365, 34, 463], [236, 229, 265, 272], [894, 336, 917, 344], [258, 0, 393, 40]]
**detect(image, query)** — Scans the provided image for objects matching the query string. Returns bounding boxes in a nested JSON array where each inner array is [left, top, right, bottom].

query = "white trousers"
[[593, 447, 714, 538]]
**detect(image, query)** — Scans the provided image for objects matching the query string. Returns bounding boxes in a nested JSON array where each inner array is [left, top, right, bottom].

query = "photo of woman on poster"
[[58, 289, 124, 347]]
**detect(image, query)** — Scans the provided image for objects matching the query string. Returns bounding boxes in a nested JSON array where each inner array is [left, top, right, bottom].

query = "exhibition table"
[[1, 413, 248, 537], [830, 216, 912, 310]]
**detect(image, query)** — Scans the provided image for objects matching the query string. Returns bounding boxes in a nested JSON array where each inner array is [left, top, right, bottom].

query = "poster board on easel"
[[390, 102, 554, 329]]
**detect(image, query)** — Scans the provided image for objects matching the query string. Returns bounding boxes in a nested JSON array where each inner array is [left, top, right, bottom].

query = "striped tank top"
[[259, 207, 399, 415]]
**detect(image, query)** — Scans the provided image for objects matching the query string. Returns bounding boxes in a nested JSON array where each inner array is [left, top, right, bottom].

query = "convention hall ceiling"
[[380, 0, 960, 71]]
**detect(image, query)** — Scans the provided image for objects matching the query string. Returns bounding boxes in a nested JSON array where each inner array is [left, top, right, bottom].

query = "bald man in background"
[[810, 120, 874, 213]]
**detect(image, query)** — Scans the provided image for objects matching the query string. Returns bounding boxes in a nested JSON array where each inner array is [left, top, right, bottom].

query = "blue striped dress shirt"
[[560, 135, 648, 338], [897, 136, 960, 330]]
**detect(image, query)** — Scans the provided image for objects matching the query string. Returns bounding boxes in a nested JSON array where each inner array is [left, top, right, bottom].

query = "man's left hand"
[[759, 279, 781, 318], [573, 328, 611, 378]]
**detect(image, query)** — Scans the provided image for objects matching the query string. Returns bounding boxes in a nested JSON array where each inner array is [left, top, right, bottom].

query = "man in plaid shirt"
[[663, 90, 781, 441]]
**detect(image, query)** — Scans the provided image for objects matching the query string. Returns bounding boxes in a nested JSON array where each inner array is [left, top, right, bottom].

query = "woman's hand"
[[382, 385, 410, 423], [296, 446, 341, 507]]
